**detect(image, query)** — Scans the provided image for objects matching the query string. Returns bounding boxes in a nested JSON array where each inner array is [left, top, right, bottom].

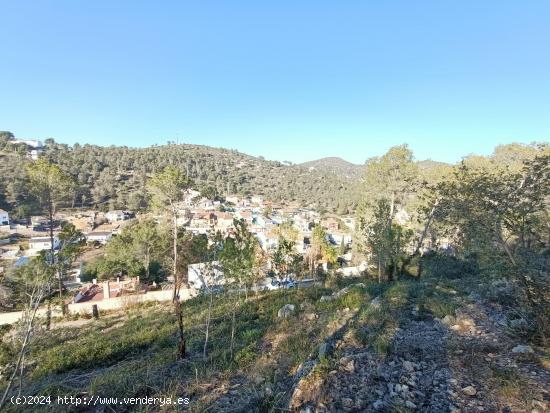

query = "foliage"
[[432, 153, 550, 343]]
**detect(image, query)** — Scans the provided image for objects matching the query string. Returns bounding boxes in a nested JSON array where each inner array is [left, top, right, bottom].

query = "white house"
[[105, 210, 127, 222], [12, 139, 44, 160], [86, 231, 113, 244], [29, 236, 60, 251], [188, 261, 225, 290], [225, 195, 240, 205], [251, 195, 264, 205], [0, 209, 9, 226]]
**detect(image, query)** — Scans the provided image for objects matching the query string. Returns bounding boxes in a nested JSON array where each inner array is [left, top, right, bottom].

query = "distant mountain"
[[299, 157, 363, 179]]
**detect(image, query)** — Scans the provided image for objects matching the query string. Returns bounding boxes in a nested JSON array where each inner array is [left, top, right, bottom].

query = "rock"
[[509, 318, 528, 329], [370, 296, 382, 309], [442, 315, 455, 325], [318, 342, 332, 358], [295, 360, 318, 379], [342, 359, 355, 373], [512, 344, 534, 354], [405, 401, 417, 409], [304, 312, 317, 321], [532, 400, 547, 410], [373, 400, 384, 410], [334, 286, 351, 298], [342, 398, 353, 408], [403, 360, 415, 372], [320, 295, 334, 302], [277, 304, 295, 318], [462, 386, 477, 396]]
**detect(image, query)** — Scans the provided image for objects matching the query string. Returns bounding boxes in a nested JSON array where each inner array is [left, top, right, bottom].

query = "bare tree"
[[0, 256, 53, 409]]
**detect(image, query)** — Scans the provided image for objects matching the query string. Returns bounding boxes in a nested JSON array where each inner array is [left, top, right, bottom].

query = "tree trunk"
[[203, 289, 213, 359], [401, 198, 439, 277], [230, 300, 237, 360]]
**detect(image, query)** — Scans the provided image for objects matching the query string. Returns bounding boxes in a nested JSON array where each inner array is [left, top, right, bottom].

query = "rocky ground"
[[287, 283, 549, 413]]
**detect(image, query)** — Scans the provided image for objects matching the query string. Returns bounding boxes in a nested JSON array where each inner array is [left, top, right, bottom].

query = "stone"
[[318, 342, 332, 358], [442, 315, 455, 325], [373, 400, 384, 410], [277, 304, 295, 318], [370, 296, 382, 309], [531, 400, 547, 410], [320, 295, 334, 302], [342, 359, 355, 373], [304, 312, 317, 321], [403, 360, 415, 372], [462, 386, 477, 396], [509, 318, 528, 329], [512, 344, 534, 354], [405, 401, 417, 409], [342, 398, 353, 408]]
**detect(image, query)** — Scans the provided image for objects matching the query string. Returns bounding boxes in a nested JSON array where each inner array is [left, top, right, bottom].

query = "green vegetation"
[[0, 135, 362, 214], [0, 283, 368, 412]]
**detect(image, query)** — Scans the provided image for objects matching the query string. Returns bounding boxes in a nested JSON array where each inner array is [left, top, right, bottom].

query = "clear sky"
[[1, 1, 549, 164]]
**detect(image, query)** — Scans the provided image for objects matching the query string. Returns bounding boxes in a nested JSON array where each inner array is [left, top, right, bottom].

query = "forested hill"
[[299, 157, 363, 179], [0, 137, 362, 215]]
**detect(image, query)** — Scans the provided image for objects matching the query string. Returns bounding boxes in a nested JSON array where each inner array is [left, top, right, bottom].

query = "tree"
[[0, 255, 53, 408], [27, 159, 74, 313], [357, 145, 418, 281], [147, 166, 191, 359], [432, 154, 550, 343], [131, 219, 164, 282], [219, 219, 260, 359], [307, 225, 337, 278], [358, 199, 413, 282], [56, 223, 85, 296]]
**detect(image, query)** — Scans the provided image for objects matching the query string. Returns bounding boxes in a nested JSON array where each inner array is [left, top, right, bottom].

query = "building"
[[214, 212, 234, 231], [105, 210, 128, 222], [321, 217, 340, 232], [188, 261, 225, 290], [85, 231, 113, 244], [0, 209, 9, 226], [225, 195, 240, 205], [12, 139, 44, 160], [29, 236, 60, 251]]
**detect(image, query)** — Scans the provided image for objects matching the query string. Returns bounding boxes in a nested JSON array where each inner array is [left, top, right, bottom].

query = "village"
[[0, 189, 371, 319]]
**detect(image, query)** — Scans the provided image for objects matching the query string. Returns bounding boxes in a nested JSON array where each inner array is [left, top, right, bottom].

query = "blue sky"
[[1, 1, 549, 164]]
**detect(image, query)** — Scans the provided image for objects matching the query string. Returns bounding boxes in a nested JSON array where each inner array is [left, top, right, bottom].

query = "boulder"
[[512, 344, 534, 354], [462, 386, 477, 396], [278, 304, 296, 318]]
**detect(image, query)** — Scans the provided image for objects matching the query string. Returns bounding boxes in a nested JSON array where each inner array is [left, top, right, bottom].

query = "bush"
[[421, 252, 478, 279]]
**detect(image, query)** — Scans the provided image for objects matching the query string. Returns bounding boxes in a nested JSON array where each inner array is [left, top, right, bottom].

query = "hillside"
[[300, 157, 364, 179], [1, 272, 547, 412], [0, 139, 362, 215]]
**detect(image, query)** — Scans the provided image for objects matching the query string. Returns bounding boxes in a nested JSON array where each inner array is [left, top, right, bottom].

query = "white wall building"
[[188, 261, 225, 290], [86, 231, 113, 244], [0, 209, 9, 226], [106, 210, 127, 222], [29, 236, 60, 251]]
